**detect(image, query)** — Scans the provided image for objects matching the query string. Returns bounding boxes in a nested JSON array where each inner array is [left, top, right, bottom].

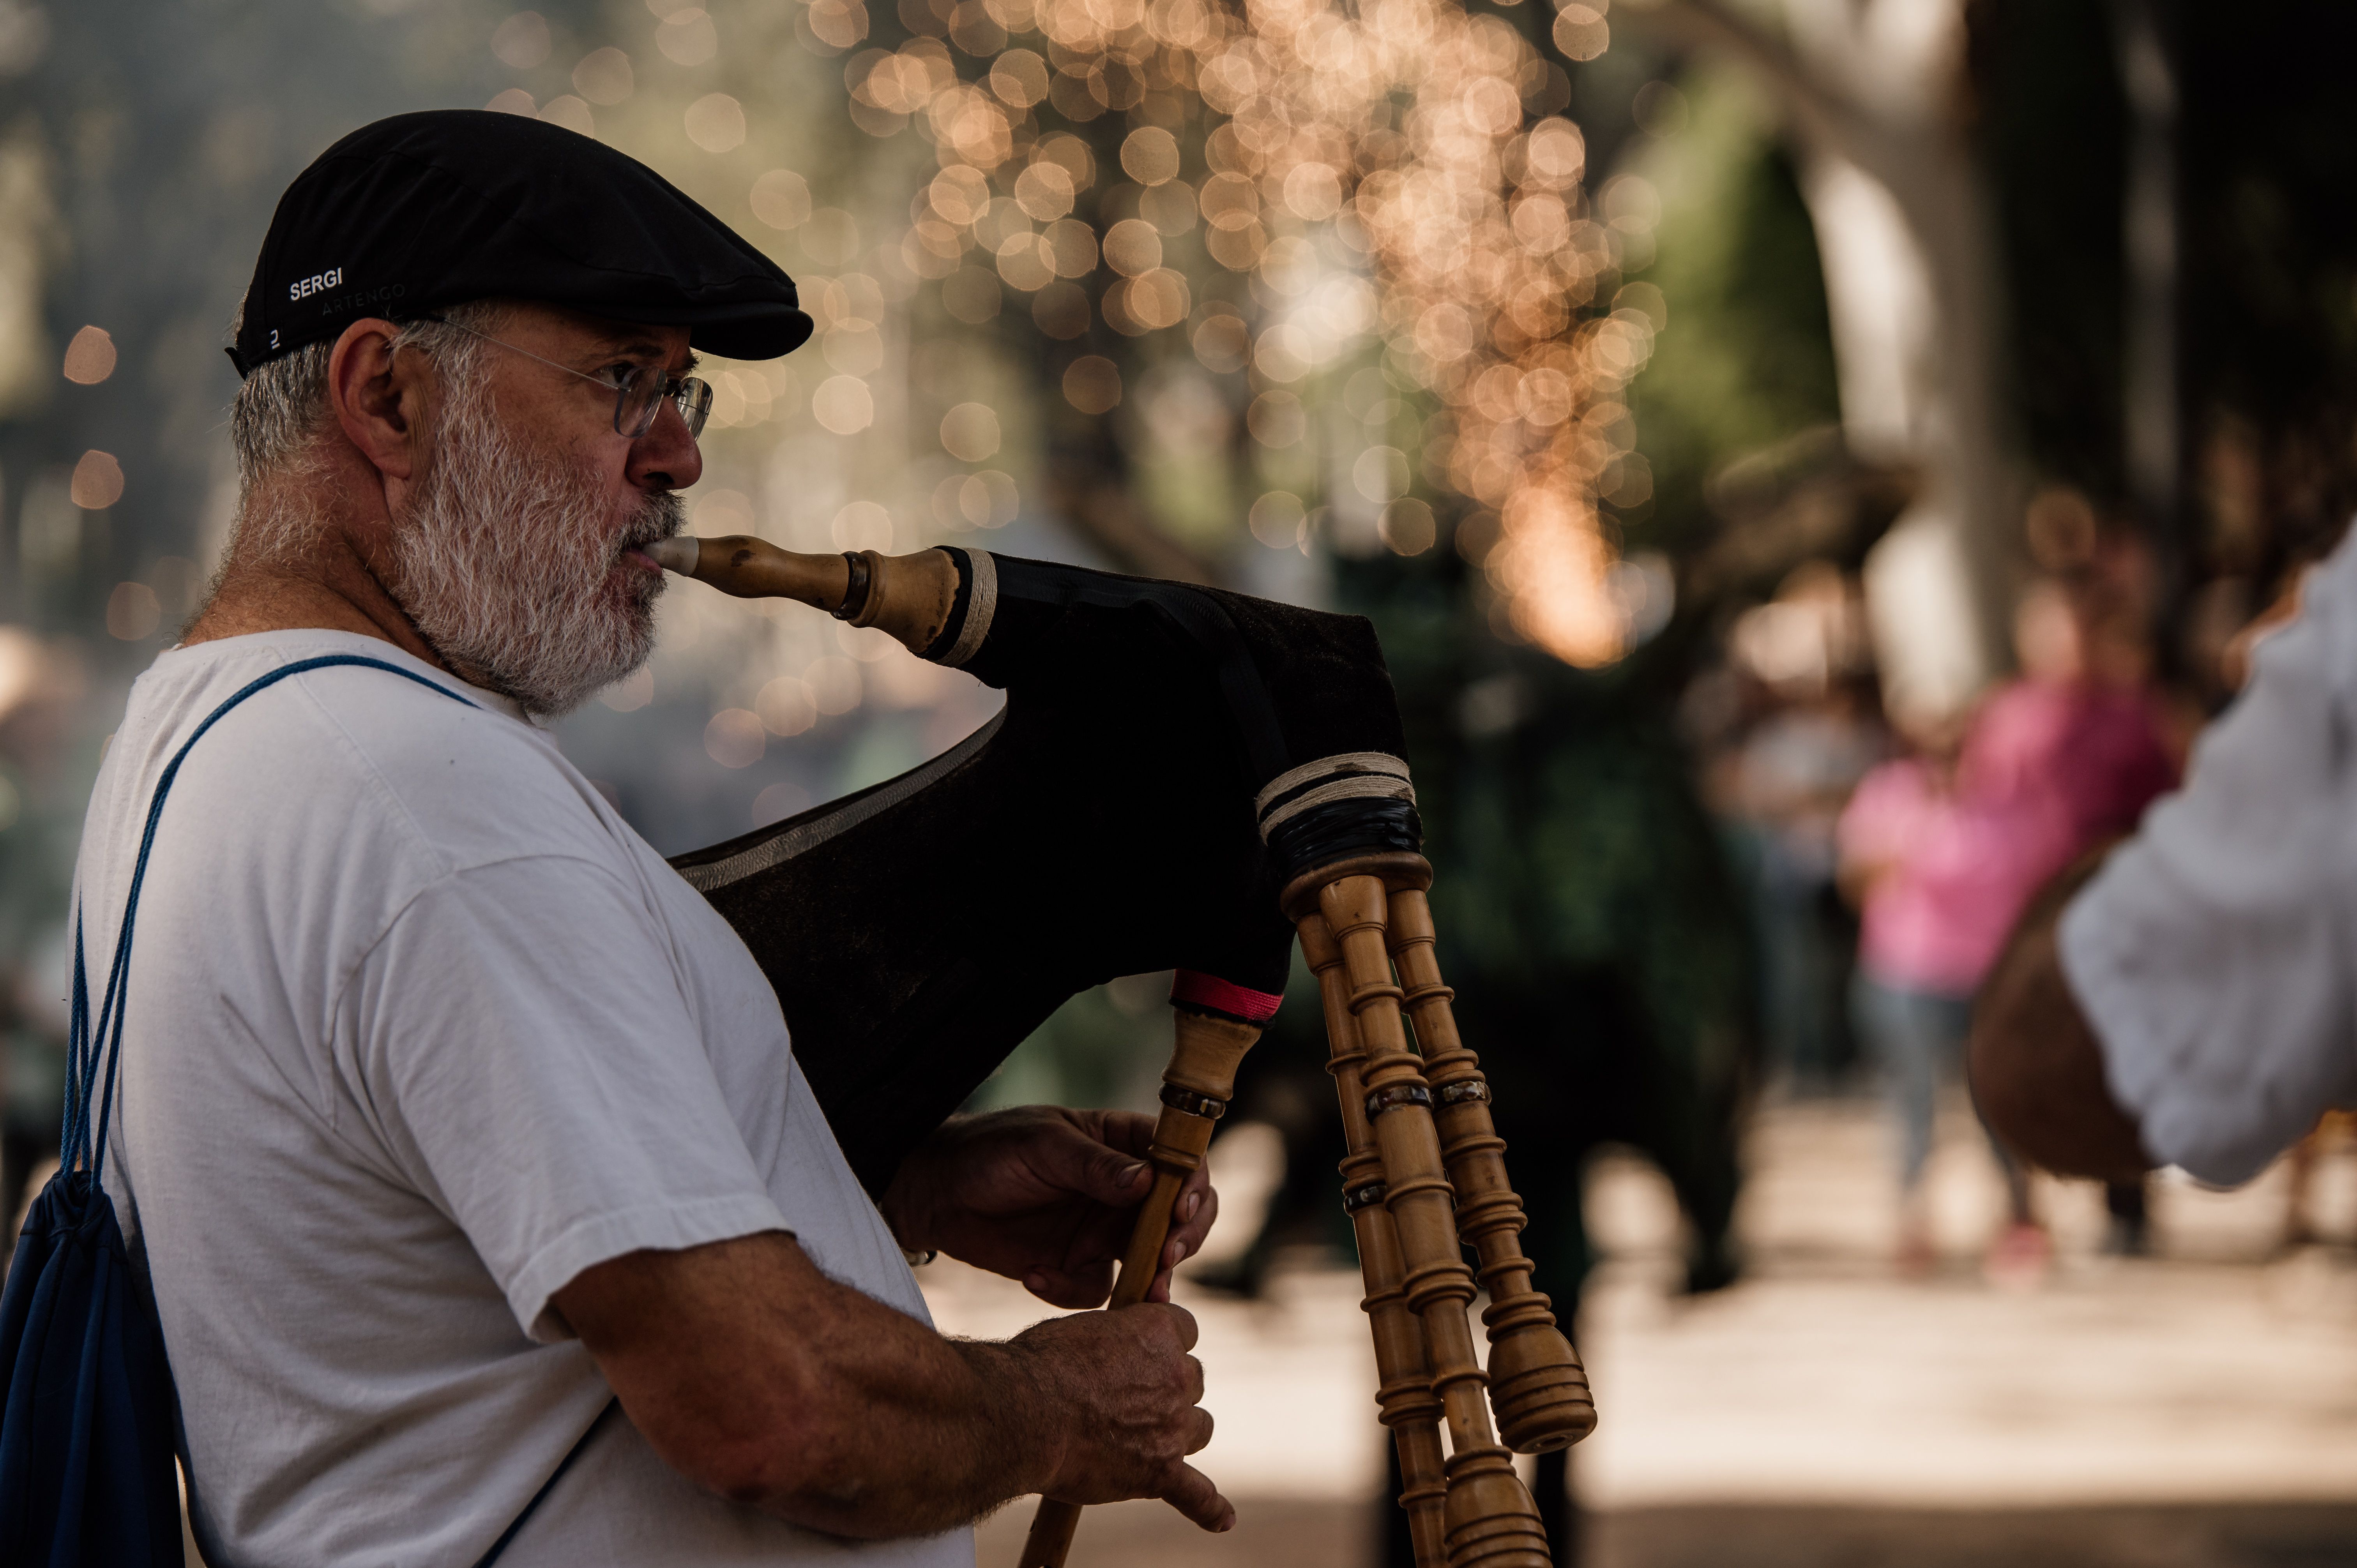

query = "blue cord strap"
[[63, 654, 477, 1181]]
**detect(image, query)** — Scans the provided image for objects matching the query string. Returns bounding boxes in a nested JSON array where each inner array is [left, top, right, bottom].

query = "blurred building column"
[[1797, 150, 2006, 724]]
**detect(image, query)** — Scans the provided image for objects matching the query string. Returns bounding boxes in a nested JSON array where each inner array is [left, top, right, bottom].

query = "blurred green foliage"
[[1622, 66, 1841, 565]]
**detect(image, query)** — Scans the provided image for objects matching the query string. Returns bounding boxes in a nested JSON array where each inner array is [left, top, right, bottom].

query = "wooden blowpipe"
[[645, 534, 961, 657]]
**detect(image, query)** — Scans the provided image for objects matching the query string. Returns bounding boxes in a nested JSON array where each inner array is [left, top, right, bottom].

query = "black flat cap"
[[230, 109, 813, 376]]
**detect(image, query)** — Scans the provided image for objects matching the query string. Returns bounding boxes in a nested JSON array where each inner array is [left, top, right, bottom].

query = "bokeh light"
[[104, 582, 161, 641], [61, 326, 115, 385], [703, 706, 766, 767], [792, 0, 1655, 661], [70, 450, 123, 509], [490, 10, 551, 69]]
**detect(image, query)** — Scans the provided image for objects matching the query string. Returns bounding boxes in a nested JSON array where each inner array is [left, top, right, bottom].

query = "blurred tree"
[[1628, 0, 2021, 729], [1638, 0, 2357, 707], [1618, 62, 1841, 569]]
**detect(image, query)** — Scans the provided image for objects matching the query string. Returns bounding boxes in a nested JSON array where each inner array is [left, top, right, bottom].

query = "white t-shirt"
[[78, 630, 973, 1568], [2061, 532, 2357, 1186]]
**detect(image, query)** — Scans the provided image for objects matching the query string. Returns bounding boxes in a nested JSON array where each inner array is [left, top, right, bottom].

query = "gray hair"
[[225, 298, 507, 489], [217, 299, 507, 574]]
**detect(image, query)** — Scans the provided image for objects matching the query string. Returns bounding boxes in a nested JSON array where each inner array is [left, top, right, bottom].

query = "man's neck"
[[184, 473, 461, 683]]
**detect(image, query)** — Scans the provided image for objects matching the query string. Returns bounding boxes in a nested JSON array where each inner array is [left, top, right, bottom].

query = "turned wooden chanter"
[[647, 535, 1596, 1568], [1019, 987, 1272, 1568]]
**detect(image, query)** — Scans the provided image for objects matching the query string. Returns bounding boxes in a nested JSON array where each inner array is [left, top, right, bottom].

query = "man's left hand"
[[882, 1107, 1218, 1308]]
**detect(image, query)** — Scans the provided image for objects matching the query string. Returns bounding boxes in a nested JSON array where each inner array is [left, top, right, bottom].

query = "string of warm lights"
[[815, 0, 1654, 665]]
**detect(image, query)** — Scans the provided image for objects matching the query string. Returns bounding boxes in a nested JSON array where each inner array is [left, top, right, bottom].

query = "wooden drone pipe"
[[1299, 913, 1449, 1568], [645, 534, 960, 657], [1387, 890, 1596, 1454], [1319, 874, 1551, 1568], [1018, 1005, 1265, 1568]]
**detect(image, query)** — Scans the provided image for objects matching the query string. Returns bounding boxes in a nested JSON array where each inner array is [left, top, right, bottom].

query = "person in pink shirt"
[[1840, 580, 2178, 1273], [1962, 579, 2179, 862]]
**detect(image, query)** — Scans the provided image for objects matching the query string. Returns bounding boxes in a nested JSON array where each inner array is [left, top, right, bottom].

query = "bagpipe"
[[650, 535, 1596, 1568]]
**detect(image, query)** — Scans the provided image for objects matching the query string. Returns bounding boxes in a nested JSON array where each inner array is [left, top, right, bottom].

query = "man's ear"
[[326, 318, 428, 483]]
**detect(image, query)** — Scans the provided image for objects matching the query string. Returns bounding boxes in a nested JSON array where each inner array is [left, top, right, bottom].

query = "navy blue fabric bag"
[[0, 1058, 182, 1564], [0, 655, 511, 1567]]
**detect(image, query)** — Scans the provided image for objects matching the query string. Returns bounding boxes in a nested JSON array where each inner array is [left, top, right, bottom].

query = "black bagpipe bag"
[[668, 549, 1420, 1195]]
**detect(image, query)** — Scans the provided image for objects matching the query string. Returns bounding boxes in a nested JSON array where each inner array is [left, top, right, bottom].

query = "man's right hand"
[[552, 1229, 1231, 1541], [1003, 1302, 1230, 1531]]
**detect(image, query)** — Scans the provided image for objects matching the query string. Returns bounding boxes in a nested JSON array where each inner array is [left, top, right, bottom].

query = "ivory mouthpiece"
[[645, 535, 700, 575]]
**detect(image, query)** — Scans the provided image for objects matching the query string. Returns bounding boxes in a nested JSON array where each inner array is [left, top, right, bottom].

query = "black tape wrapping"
[[1266, 796, 1424, 888]]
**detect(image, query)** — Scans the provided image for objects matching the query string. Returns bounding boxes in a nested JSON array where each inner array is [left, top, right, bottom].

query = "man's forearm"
[[1969, 851, 2153, 1182], [558, 1233, 1067, 1537], [740, 1294, 1071, 1535]]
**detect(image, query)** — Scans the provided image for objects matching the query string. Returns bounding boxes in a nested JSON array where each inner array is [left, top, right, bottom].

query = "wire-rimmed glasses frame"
[[408, 313, 714, 440]]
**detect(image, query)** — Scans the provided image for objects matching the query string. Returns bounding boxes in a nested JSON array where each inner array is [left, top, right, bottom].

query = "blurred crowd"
[[1687, 486, 2325, 1280]]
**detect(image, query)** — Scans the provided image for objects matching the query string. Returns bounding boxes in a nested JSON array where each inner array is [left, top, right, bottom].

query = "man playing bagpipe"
[[71, 112, 1231, 1566]]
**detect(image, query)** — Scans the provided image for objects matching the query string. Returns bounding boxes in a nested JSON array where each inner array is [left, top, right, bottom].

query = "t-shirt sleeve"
[[341, 854, 790, 1341], [2057, 539, 2357, 1186]]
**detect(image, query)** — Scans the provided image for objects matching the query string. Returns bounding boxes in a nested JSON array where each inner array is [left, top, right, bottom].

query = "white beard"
[[383, 373, 680, 717]]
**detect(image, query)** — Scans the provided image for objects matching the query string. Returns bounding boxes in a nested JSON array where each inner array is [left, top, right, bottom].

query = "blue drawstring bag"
[[0, 913, 183, 1566], [0, 654, 489, 1567]]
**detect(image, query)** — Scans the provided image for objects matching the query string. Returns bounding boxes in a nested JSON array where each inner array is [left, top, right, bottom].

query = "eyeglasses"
[[410, 314, 714, 440]]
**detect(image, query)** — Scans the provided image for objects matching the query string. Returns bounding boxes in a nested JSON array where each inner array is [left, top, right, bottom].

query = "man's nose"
[[629, 399, 703, 492]]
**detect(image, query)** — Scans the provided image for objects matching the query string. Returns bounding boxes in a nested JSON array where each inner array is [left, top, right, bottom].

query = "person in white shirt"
[[1973, 528, 2357, 1193], [81, 111, 1228, 1567]]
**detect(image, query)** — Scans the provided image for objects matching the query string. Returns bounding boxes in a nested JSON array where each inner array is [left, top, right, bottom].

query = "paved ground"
[[929, 1092, 2357, 1567], [972, 1498, 2357, 1568]]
